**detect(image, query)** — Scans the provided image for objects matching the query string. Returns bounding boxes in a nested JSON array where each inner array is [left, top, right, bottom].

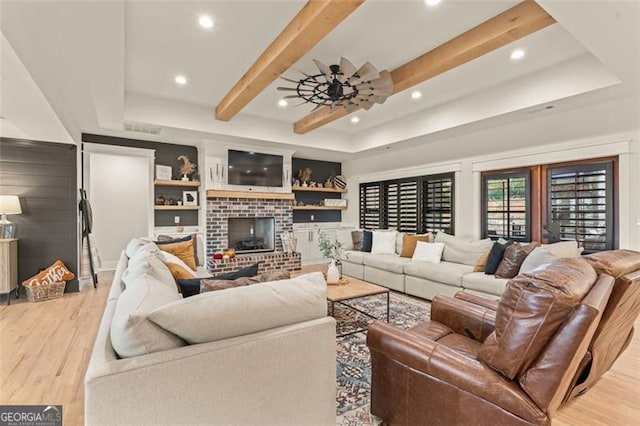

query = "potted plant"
[[317, 230, 343, 284]]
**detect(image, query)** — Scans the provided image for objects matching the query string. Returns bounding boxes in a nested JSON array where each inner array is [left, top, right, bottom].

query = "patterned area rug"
[[332, 291, 431, 425]]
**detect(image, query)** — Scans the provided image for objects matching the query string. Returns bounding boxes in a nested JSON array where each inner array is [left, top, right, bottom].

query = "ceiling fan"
[[277, 57, 393, 113]]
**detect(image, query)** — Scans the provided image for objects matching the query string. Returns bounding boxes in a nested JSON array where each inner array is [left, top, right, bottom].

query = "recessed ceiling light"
[[278, 99, 288, 108], [425, 0, 441, 6], [411, 91, 422, 100], [198, 15, 214, 29], [175, 75, 187, 85], [351, 116, 360, 124], [510, 49, 525, 60]]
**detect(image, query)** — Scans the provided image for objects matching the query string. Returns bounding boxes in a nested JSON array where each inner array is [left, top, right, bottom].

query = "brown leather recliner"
[[367, 257, 615, 426], [455, 249, 640, 402]]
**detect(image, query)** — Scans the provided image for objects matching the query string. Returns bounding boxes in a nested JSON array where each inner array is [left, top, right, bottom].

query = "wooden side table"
[[0, 239, 18, 305]]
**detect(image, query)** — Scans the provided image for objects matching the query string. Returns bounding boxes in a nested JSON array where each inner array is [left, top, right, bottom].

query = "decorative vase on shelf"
[[181, 174, 189, 181], [327, 259, 340, 285]]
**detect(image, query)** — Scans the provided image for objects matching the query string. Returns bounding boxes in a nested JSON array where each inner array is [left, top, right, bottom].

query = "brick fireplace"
[[205, 191, 300, 274]]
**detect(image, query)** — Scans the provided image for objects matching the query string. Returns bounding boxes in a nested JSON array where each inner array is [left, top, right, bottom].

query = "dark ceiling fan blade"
[[282, 95, 303, 99], [313, 59, 333, 81], [292, 100, 311, 107], [336, 57, 357, 83]]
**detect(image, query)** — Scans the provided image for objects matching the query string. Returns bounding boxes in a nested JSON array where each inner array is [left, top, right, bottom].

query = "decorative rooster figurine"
[[178, 155, 197, 181]]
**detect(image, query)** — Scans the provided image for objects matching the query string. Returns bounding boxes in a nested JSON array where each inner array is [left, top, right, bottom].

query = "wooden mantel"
[[206, 190, 295, 200]]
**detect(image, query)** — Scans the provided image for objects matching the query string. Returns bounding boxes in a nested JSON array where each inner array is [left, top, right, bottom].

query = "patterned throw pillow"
[[351, 230, 363, 251], [22, 260, 75, 287], [201, 270, 290, 293]]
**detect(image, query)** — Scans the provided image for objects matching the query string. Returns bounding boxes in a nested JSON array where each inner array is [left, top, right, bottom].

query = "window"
[[359, 182, 383, 229], [422, 174, 454, 234], [359, 172, 455, 233], [482, 171, 531, 241], [481, 157, 617, 253], [385, 180, 419, 232], [546, 161, 614, 253]]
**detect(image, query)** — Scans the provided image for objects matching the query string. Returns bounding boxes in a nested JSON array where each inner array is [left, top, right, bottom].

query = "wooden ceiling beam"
[[215, 0, 364, 122], [294, 0, 556, 134]]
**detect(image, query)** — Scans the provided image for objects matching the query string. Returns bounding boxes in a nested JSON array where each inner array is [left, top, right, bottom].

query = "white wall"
[[343, 131, 640, 251], [84, 144, 154, 269]]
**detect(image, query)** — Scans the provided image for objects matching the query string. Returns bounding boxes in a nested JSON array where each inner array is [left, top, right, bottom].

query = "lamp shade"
[[0, 195, 22, 215]]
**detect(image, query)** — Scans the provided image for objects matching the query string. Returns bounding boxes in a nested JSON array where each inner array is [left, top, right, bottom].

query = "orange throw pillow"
[[163, 262, 197, 281], [157, 240, 197, 271], [474, 247, 492, 272], [22, 260, 75, 287], [400, 234, 431, 258]]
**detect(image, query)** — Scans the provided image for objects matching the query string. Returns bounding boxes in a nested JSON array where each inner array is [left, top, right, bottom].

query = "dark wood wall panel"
[[0, 138, 79, 292]]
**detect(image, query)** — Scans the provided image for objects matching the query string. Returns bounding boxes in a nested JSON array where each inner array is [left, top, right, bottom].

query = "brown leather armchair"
[[367, 257, 615, 426], [454, 249, 640, 402]]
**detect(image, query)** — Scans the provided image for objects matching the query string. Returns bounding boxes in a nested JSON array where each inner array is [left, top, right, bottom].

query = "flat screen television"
[[227, 150, 284, 187]]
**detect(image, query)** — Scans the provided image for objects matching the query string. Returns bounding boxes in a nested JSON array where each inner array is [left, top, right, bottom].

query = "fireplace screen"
[[227, 217, 276, 253]]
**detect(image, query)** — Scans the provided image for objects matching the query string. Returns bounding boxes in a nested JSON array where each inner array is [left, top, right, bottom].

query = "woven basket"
[[23, 281, 66, 303]]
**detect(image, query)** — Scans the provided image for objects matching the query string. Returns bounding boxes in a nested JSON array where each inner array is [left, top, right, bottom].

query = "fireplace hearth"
[[228, 217, 275, 254]]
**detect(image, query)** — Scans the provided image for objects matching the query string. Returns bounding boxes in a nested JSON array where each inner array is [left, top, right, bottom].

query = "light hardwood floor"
[[1, 271, 638, 425]]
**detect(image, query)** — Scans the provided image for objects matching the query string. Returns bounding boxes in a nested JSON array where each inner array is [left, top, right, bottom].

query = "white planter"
[[327, 259, 340, 285]]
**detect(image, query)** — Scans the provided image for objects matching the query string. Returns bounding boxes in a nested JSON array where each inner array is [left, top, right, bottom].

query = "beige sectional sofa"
[[340, 232, 576, 301], [85, 240, 336, 425]]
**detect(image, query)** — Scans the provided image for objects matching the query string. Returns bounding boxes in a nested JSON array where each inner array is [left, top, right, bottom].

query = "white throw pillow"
[[335, 229, 354, 251], [371, 230, 398, 255], [519, 241, 580, 274], [412, 241, 445, 263], [148, 272, 328, 344], [541, 240, 582, 257], [110, 273, 185, 358]]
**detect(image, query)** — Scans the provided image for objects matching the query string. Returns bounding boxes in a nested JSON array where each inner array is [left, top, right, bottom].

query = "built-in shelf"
[[292, 186, 347, 193], [154, 205, 200, 211], [292, 206, 347, 211], [207, 190, 295, 200], [154, 180, 201, 187]]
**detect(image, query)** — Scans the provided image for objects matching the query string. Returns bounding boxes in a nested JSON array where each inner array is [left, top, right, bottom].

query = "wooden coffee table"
[[327, 276, 390, 337]]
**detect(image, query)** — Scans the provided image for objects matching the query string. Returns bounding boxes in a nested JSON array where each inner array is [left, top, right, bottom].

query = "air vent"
[[124, 122, 162, 135]]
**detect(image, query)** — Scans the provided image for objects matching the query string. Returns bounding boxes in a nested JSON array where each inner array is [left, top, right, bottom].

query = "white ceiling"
[[0, 0, 638, 160]]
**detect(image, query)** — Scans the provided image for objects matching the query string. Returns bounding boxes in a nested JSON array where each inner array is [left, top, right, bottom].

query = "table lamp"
[[0, 195, 22, 239]]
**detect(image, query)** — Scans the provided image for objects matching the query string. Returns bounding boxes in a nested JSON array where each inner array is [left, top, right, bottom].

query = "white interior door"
[[84, 143, 154, 270]]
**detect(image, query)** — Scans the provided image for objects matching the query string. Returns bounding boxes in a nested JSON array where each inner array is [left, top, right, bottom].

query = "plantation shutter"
[[482, 171, 530, 241], [360, 182, 382, 229], [422, 174, 454, 234], [547, 161, 613, 253], [385, 182, 399, 230], [385, 180, 418, 232]]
